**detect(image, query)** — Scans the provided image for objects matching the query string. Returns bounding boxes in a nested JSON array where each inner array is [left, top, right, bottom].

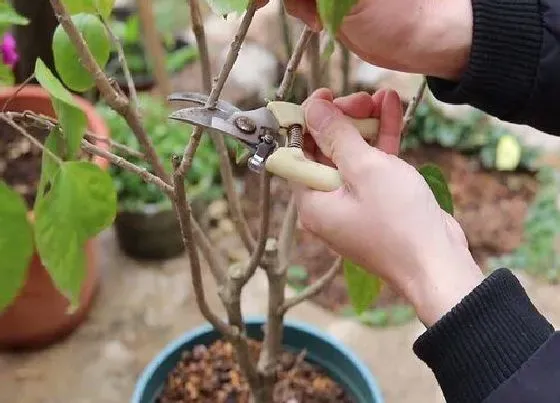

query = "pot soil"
[[134, 320, 383, 403], [241, 144, 539, 316], [0, 85, 109, 349]]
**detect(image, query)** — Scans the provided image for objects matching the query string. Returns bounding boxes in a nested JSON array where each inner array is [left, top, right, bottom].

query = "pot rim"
[[132, 316, 383, 403]]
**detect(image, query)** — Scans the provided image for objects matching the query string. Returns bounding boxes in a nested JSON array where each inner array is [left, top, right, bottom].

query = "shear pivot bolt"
[[234, 116, 257, 134]]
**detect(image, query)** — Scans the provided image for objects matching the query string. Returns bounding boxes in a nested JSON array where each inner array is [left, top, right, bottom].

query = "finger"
[[333, 92, 374, 118], [285, 0, 322, 31], [304, 88, 334, 106], [304, 98, 378, 180], [375, 89, 404, 156], [370, 89, 388, 117]]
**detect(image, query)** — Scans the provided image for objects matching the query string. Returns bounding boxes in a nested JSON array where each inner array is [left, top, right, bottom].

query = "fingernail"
[[305, 100, 338, 132]]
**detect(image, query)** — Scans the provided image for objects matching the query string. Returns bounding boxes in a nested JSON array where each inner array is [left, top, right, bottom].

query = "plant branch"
[[180, 1, 259, 252], [341, 44, 351, 96], [171, 156, 235, 337], [280, 257, 342, 314], [48, 0, 169, 183], [81, 139, 173, 196], [402, 78, 427, 135], [0, 115, 63, 165], [83, 133, 144, 159], [278, 196, 297, 268], [275, 26, 313, 100], [100, 17, 138, 108], [2, 73, 34, 112], [279, 0, 293, 59]]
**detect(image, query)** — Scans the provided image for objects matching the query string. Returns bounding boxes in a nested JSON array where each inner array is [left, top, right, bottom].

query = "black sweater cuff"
[[413, 268, 554, 403], [426, 0, 542, 121]]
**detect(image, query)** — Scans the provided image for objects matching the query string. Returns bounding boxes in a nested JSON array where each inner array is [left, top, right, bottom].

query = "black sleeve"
[[426, 0, 560, 136], [412, 268, 555, 403]]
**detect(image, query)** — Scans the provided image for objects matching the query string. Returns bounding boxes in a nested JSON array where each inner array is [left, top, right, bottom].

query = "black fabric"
[[484, 333, 560, 402], [413, 268, 554, 403], [427, 0, 560, 136]]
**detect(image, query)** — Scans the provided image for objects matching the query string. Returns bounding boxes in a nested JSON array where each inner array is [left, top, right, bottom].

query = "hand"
[[293, 89, 484, 326], [256, 0, 473, 80]]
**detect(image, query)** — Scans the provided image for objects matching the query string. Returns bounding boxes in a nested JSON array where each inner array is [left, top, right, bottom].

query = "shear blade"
[[169, 107, 235, 136], [167, 92, 240, 114]]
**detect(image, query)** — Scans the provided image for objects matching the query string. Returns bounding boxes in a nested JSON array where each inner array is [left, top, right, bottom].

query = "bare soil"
[[157, 339, 354, 403], [242, 145, 539, 313]]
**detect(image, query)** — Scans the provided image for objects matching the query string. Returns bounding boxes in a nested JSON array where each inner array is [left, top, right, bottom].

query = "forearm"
[[413, 268, 555, 403]]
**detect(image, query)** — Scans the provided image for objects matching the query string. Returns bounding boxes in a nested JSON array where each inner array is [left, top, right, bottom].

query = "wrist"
[[409, 0, 473, 80], [405, 248, 484, 327]]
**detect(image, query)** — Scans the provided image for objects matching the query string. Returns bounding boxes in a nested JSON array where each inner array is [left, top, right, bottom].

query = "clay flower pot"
[[0, 85, 109, 349]]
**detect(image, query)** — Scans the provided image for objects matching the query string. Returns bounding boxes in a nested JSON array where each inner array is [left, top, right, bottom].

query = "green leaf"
[[34, 59, 87, 160], [234, 142, 250, 165], [357, 309, 389, 327], [496, 134, 522, 171], [418, 164, 454, 215], [317, 0, 358, 35], [52, 13, 111, 92], [0, 182, 34, 312], [343, 259, 382, 315], [321, 38, 336, 62], [36, 129, 64, 207], [0, 2, 29, 26], [34, 162, 116, 307], [0, 62, 14, 87], [61, 0, 115, 19], [204, 0, 249, 15]]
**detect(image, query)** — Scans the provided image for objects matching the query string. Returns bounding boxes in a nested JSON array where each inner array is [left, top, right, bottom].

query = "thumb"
[[304, 98, 375, 181]]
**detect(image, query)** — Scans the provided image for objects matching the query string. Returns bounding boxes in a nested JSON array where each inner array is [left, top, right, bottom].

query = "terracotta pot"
[[0, 85, 109, 350]]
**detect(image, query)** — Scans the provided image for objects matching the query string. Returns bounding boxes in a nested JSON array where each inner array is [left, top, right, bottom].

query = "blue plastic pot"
[[133, 317, 383, 403]]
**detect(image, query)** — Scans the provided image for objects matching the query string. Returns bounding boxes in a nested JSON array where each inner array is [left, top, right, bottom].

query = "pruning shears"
[[168, 92, 380, 192]]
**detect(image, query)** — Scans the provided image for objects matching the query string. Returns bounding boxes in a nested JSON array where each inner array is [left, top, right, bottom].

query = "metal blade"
[[167, 92, 240, 114]]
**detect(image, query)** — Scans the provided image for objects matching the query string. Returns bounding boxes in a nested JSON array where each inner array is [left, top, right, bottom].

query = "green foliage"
[[0, 182, 34, 311], [34, 59, 87, 160], [343, 259, 382, 315], [317, 0, 357, 35], [490, 166, 560, 283], [342, 304, 416, 328], [204, 0, 249, 16], [404, 101, 540, 172], [52, 13, 111, 92], [286, 265, 309, 293], [61, 0, 115, 19], [35, 162, 116, 309], [96, 95, 226, 211], [418, 164, 454, 215], [0, 2, 29, 26]]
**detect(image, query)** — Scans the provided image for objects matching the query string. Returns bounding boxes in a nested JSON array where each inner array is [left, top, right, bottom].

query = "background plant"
[[0, 1, 28, 85], [0, 0, 454, 400]]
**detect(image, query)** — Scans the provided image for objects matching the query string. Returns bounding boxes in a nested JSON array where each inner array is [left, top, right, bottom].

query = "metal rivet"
[[234, 116, 257, 134]]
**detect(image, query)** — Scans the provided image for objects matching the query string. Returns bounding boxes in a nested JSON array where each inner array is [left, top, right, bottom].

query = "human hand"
[[293, 89, 484, 326], [256, 0, 472, 81]]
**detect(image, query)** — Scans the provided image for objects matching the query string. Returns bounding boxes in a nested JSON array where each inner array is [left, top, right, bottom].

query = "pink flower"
[[1, 33, 19, 68]]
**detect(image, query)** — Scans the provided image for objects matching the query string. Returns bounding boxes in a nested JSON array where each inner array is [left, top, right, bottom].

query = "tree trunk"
[[12, 0, 58, 83]]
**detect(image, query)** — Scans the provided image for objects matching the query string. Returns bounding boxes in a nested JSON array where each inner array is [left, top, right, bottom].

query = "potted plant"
[[106, 5, 198, 93], [0, 1, 454, 401], [0, 4, 112, 349], [96, 94, 224, 260]]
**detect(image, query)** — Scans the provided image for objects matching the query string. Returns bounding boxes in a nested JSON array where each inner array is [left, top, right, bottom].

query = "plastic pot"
[[114, 204, 184, 260], [133, 318, 384, 403], [0, 85, 109, 349]]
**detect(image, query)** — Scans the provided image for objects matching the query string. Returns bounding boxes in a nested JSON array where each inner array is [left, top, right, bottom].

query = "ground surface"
[[1, 228, 559, 403]]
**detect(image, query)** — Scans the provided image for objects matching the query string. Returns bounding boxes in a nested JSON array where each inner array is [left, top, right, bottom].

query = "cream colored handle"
[[267, 101, 379, 142], [265, 148, 342, 192]]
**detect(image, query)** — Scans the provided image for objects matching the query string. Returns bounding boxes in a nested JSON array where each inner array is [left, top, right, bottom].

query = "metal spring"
[[288, 125, 303, 148]]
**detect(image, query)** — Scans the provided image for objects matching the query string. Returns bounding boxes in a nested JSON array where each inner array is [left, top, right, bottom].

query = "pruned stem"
[[48, 0, 169, 183], [307, 32, 322, 92], [180, 0, 258, 252], [279, 0, 293, 59], [402, 78, 427, 135], [278, 196, 297, 269], [341, 44, 351, 95], [280, 257, 342, 314], [276, 27, 313, 101]]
